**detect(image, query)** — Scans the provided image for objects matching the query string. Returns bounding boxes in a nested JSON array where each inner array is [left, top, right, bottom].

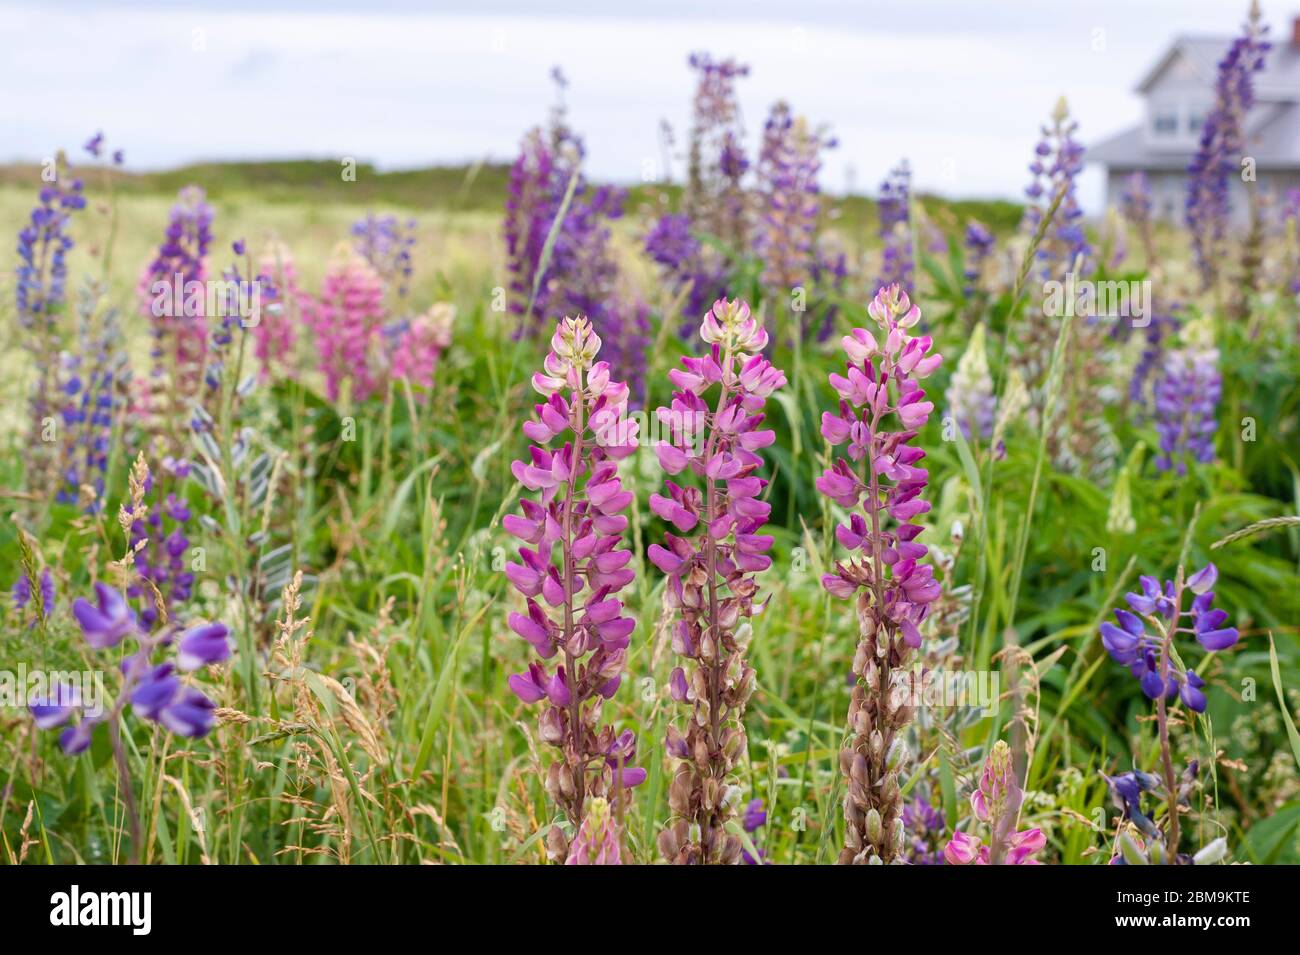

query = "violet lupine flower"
[[1100, 562, 1238, 714], [649, 298, 784, 866], [903, 793, 947, 865], [754, 102, 830, 323], [55, 289, 125, 509], [644, 211, 730, 339], [138, 187, 213, 448], [16, 154, 87, 487], [309, 245, 387, 402], [816, 284, 943, 865], [1120, 171, 1158, 266], [564, 797, 623, 865], [683, 53, 751, 250], [31, 581, 230, 754], [1186, 6, 1269, 290], [876, 161, 914, 296], [1153, 319, 1220, 475], [12, 568, 56, 627], [810, 238, 849, 342], [962, 221, 995, 299], [126, 457, 196, 628], [503, 316, 644, 862], [943, 741, 1044, 865], [594, 300, 651, 408], [741, 798, 768, 864], [945, 323, 996, 443], [1105, 769, 1163, 840], [1021, 97, 1089, 283], [351, 213, 417, 299]]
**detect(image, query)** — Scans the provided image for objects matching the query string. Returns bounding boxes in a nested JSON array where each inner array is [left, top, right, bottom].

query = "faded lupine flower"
[[1154, 317, 1220, 475], [504, 316, 644, 862], [351, 213, 416, 298], [962, 220, 995, 299], [390, 303, 455, 398], [250, 241, 309, 378], [1105, 462, 1137, 535], [310, 245, 387, 402], [816, 285, 942, 864], [651, 298, 785, 865], [564, 797, 623, 865], [943, 741, 1044, 865], [1100, 562, 1238, 713], [945, 323, 996, 443], [1186, 3, 1269, 290], [877, 161, 914, 296], [754, 102, 831, 319], [1120, 171, 1158, 266]]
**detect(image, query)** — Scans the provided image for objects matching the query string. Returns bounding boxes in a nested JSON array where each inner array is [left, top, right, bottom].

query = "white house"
[[1089, 16, 1300, 223]]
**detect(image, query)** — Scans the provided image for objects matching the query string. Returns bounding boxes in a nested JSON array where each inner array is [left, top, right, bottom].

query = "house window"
[[1153, 109, 1178, 135], [1188, 110, 1207, 135]]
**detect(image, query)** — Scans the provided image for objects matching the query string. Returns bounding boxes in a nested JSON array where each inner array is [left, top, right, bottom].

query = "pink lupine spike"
[[816, 284, 943, 866], [503, 315, 643, 863], [650, 297, 785, 866]]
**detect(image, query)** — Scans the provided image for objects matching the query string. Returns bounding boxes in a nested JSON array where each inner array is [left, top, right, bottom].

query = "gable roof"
[[1137, 32, 1300, 102]]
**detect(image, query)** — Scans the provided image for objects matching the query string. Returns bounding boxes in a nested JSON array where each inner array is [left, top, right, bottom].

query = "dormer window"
[[1153, 108, 1178, 136]]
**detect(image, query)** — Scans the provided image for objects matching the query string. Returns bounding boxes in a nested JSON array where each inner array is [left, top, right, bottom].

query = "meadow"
[[1, 39, 1298, 868]]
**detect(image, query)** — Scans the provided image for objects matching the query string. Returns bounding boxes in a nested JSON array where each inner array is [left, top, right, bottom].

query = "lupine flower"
[[351, 213, 416, 298], [945, 323, 996, 443], [310, 245, 387, 402], [249, 241, 309, 378], [1120, 171, 1158, 266], [72, 580, 137, 649], [1100, 562, 1238, 713], [12, 568, 56, 626], [1186, 4, 1269, 290], [903, 794, 947, 865], [1105, 770, 1163, 840], [682, 53, 750, 250], [1153, 317, 1220, 475], [877, 161, 914, 295], [126, 457, 196, 628], [810, 237, 849, 341], [741, 798, 769, 864], [644, 211, 730, 338], [564, 797, 623, 865], [390, 303, 455, 399], [650, 298, 784, 866], [1021, 97, 1089, 283], [503, 316, 644, 862], [754, 102, 830, 322], [817, 284, 942, 864], [140, 186, 213, 409], [16, 151, 87, 488], [943, 741, 1044, 865], [962, 221, 995, 299], [56, 285, 125, 509]]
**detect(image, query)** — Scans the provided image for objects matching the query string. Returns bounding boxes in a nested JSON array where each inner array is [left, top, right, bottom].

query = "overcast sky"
[[0, 0, 1281, 210]]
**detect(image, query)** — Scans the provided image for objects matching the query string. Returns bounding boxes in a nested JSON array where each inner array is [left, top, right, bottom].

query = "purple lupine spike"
[[902, 793, 947, 865], [962, 220, 995, 299], [651, 297, 785, 866], [816, 284, 942, 865], [504, 315, 643, 862], [877, 161, 914, 295], [1186, 5, 1269, 290], [1021, 97, 1089, 282], [351, 212, 417, 299], [1120, 171, 1158, 267], [126, 457, 196, 628], [1099, 561, 1237, 858], [1153, 319, 1220, 474], [754, 102, 831, 330]]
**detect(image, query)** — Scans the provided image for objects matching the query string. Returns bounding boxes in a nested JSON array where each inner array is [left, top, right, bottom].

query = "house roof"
[[1089, 28, 1300, 170], [1137, 32, 1300, 101]]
